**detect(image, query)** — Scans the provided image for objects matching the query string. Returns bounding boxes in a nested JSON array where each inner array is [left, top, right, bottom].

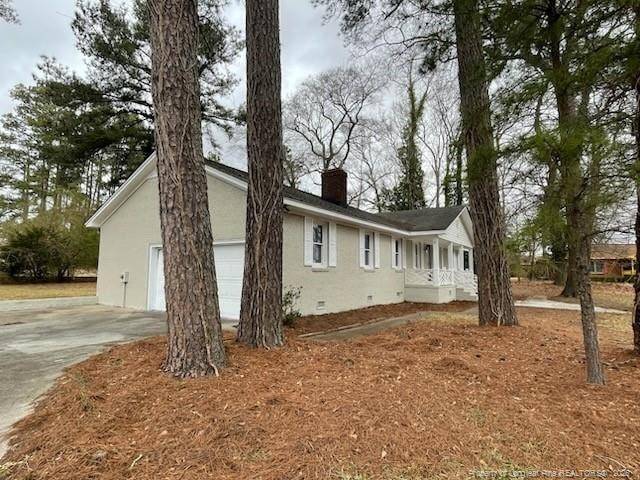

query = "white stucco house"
[[86, 154, 477, 320]]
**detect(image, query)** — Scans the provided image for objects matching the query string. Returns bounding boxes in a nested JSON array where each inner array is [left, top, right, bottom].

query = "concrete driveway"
[[0, 304, 167, 458]]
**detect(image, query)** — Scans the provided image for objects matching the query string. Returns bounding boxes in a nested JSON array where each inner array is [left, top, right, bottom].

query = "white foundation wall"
[[404, 284, 457, 304]]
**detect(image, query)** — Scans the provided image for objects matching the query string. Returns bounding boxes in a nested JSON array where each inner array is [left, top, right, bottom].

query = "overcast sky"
[[0, 0, 350, 116]]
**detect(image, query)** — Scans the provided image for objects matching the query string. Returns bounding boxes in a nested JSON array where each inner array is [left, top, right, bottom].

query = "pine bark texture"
[[575, 221, 605, 384], [633, 3, 640, 354], [149, 0, 226, 376], [453, 0, 517, 326], [237, 0, 285, 347]]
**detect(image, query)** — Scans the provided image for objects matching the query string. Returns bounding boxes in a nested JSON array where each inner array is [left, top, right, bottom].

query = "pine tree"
[[237, 0, 285, 347], [453, 0, 517, 327], [149, 0, 226, 376]]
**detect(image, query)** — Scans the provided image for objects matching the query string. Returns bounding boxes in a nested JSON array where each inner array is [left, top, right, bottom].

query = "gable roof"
[[86, 154, 469, 236], [207, 161, 414, 231], [376, 205, 467, 232], [591, 244, 635, 260]]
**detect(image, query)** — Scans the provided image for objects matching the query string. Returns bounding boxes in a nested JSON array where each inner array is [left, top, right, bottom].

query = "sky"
[[0, 0, 351, 116]]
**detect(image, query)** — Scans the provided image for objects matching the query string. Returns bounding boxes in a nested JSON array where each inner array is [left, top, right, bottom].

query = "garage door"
[[149, 243, 245, 320], [213, 243, 245, 320]]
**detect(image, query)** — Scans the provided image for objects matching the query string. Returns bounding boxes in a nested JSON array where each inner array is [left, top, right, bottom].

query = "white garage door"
[[213, 243, 245, 320], [149, 243, 245, 320]]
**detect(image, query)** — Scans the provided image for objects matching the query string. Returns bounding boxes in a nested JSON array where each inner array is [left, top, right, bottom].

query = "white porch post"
[[457, 246, 464, 271], [469, 248, 474, 274], [447, 242, 454, 270], [432, 237, 440, 285]]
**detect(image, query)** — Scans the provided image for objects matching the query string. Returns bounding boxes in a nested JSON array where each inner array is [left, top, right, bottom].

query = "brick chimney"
[[321, 168, 347, 206]]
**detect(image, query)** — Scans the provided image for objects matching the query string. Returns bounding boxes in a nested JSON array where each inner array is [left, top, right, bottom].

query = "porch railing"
[[406, 268, 456, 286], [406, 268, 477, 292], [405, 268, 435, 285], [455, 270, 478, 293]]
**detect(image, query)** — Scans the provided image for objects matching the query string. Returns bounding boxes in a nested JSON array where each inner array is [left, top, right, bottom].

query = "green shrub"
[[282, 285, 302, 327], [0, 215, 98, 281]]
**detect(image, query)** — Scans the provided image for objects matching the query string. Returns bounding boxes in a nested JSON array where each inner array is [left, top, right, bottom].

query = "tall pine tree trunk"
[[237, 0, 284, 347], [453, 0, 517, 326], [633, 3, 640, 354], [149, 0, 226, 376], [575, 205, 604, 383], [455, 135, 464, 206]]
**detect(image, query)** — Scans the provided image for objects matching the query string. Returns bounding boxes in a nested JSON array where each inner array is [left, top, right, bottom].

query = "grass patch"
[[0, 282, 96, 300]]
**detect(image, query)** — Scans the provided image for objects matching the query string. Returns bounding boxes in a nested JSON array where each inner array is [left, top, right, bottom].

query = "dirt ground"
[[511, 279, 634, 311], [291, 301, 476, 335], [2, 306, 638, 480], [0, 282, 96, 301]]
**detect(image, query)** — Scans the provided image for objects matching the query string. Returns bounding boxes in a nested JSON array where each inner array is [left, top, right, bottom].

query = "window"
[[305, 217, 335, 268], [393, 239, 402, 269], [414, 242, 422, 269], [463, 250, 470, 271], [591, 260, 604, 274], [312, 222, 326, 266], [364, 232, 373, 268]]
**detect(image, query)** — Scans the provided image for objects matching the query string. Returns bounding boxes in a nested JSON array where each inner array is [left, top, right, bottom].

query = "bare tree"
[[418, 70, 460, 207], [237, 0, 284, 348], [284, 61, 386, 173], [149, 0, 226, 376], [454, 0, 517, 327], [349, 118, 396, 210]]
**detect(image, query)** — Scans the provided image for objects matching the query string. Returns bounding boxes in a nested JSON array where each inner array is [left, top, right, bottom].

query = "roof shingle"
[[207, 161, 464, 232]]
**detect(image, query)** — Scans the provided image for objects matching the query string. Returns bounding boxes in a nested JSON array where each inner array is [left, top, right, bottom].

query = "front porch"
[[404, 236, 478, 303]]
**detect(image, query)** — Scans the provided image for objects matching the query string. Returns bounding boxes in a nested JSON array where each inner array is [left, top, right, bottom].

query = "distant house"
[[590, 244, 636, 278]]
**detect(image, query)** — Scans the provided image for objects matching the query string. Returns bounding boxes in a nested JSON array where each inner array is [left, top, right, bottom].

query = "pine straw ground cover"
[[292, 301, 476, 335], [3, 309, 640, 479]]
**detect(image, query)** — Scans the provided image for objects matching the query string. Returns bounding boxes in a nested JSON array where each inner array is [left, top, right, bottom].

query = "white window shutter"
[[374, 232, 380, 268], [402, 239, 407, 269], [304, 216, 313, 266], [359, 229, 365, 268], [329, 222, 337, 267]]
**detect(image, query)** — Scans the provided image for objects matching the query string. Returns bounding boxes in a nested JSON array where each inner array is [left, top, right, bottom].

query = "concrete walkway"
[[514, 298, 627, 314]]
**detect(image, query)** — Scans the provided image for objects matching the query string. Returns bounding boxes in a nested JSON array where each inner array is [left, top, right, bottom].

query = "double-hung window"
[[363, 231, 373, 268], [312, 222, 326, 267], [305, 217, 336, 268], [393, 239, 402, 269], [463, 250, 470, 271]]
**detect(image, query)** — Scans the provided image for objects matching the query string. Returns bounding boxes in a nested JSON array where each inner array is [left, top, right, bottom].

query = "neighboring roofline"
[[86, 153, 468, 237]]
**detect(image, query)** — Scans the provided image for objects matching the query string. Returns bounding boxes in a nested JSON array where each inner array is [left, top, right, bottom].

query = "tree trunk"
[[633, 3, 640, 354], [560, 218, 578, 296], [149, 0, 226, 376], [634, 176, 640, 353], [547, 0, 579, 298], [455, 135, 464, 206], [575, 209, 605, 384], [237, 0, 284, 348], [453, 0, 517, 327]]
